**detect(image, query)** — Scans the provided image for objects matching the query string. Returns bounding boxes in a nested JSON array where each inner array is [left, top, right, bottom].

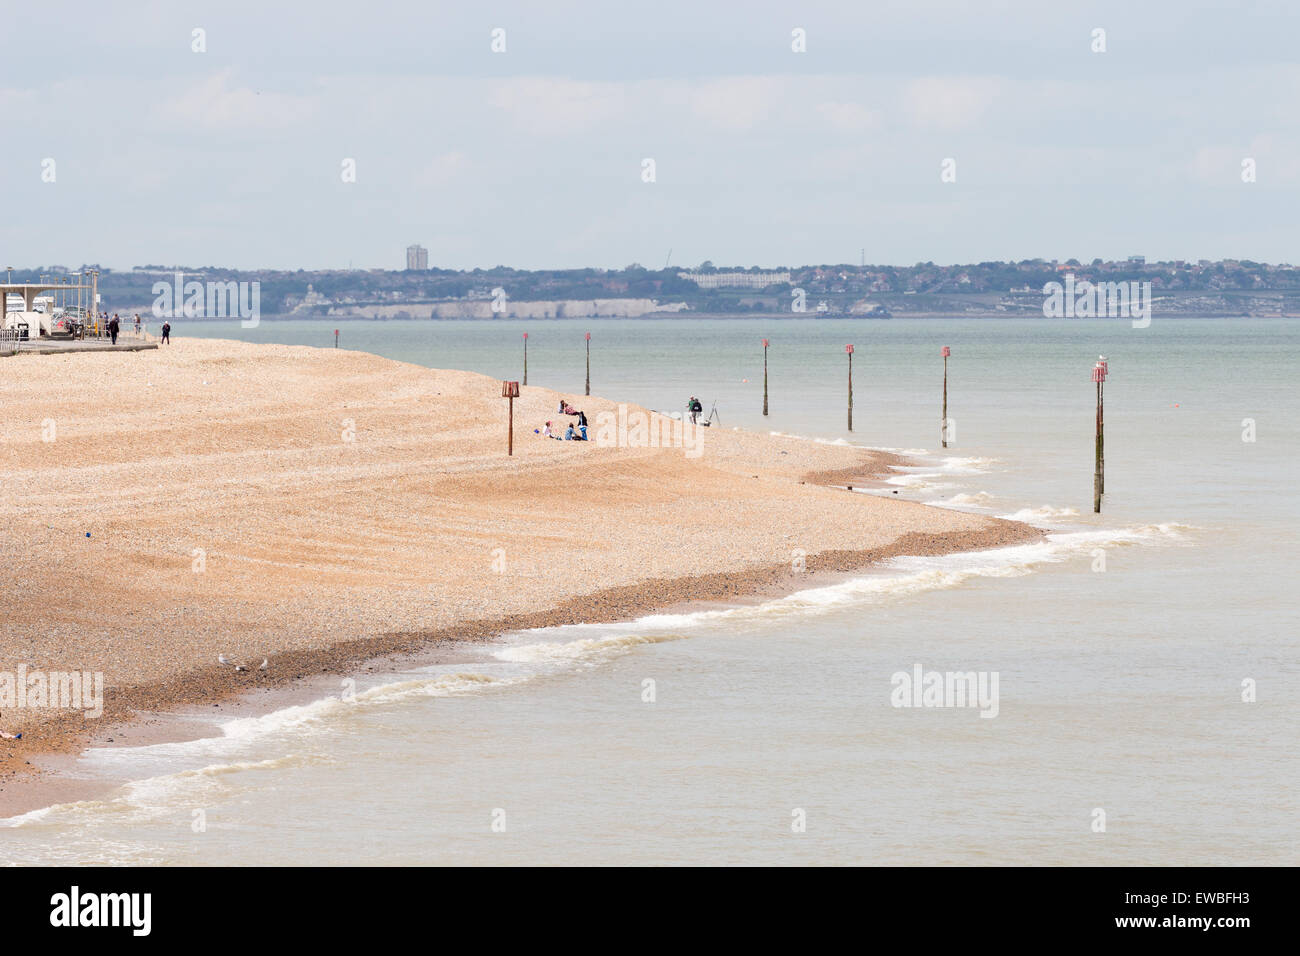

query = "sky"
[[3, 0, 1299, 272]]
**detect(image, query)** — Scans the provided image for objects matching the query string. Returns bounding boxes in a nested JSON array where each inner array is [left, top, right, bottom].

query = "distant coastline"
[[13, 258, 1300, 321]]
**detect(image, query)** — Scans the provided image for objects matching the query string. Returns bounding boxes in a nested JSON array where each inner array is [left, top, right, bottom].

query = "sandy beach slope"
[[0, 338, 1039, 792]]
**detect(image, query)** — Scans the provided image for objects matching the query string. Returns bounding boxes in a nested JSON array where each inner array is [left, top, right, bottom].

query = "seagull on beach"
[[218, 654, 233, 666], [259, 658, 269, 671]]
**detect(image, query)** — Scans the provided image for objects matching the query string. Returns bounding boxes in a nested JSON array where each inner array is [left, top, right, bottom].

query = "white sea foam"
[[883, 472, 935, 485], [1, 805, 56, 828], [0, 669, 524, 831], [882, 472, 959, 493], [936, 456, 1000, 473], [493, 632, 685, 666], [767, 429, 856, 448], [923, 491, 999, 509], [882, 454, 997, 489], [999, 505, 1083, 523], [2, 756, 314, 831], [62, 670, 516, 784], [532, 522, 1197, 634], [118, 756, 308, 812]]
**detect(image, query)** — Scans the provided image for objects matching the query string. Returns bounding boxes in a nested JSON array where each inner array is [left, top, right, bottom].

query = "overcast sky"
[[5, 0, 1298, 271]]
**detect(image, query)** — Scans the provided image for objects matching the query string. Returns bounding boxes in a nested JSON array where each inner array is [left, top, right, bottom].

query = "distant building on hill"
[[678, 270, 791, 289], [406, 244, 428, 270]]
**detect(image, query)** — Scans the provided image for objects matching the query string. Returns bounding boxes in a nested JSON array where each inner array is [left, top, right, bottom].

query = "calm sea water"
[[5, 317, 1297, 865]]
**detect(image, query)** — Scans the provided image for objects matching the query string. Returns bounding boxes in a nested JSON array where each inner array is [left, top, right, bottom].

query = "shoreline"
[[1, 510, 1042, 819], [0, 337, 1042, 817]]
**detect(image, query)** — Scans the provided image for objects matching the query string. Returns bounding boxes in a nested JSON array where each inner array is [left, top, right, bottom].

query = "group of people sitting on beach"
[[541, 398, 589, 441]]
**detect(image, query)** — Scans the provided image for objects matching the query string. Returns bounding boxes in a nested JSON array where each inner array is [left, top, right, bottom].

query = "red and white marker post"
[[1092, 358, 1108, 513]]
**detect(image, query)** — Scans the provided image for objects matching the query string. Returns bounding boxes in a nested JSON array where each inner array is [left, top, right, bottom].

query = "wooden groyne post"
[[845, 344, 854, 432], [941, 345, 950, 448], [762, 338, 769, 416], [522, 331, 528, 385], [334, 328, 339, 348], [585, 331, 591, 396], [503, 380, 520, 455]]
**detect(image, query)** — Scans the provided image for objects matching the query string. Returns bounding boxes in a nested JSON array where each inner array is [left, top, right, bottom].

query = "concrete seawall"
[[2, 341, 159, 358]]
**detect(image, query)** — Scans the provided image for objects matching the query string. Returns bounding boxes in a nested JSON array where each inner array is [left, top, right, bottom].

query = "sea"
[[3, 316, 1296, 865]]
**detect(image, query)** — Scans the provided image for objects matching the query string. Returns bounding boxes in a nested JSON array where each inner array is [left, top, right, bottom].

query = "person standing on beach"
[[688, 396, 702, 424], [108, 314, 119, 345], [161, 321, 171, 344]]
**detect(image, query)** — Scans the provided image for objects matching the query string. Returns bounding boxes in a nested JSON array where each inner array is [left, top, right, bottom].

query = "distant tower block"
[[406, 244, 428, 271]]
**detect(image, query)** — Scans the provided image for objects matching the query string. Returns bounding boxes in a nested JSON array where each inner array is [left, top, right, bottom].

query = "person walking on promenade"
[[108, 314, 119, 345]]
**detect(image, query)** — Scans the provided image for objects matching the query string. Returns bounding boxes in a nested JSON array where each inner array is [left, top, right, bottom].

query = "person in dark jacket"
[[161, 321, 171, 344], [108, 315, 119, 345]]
